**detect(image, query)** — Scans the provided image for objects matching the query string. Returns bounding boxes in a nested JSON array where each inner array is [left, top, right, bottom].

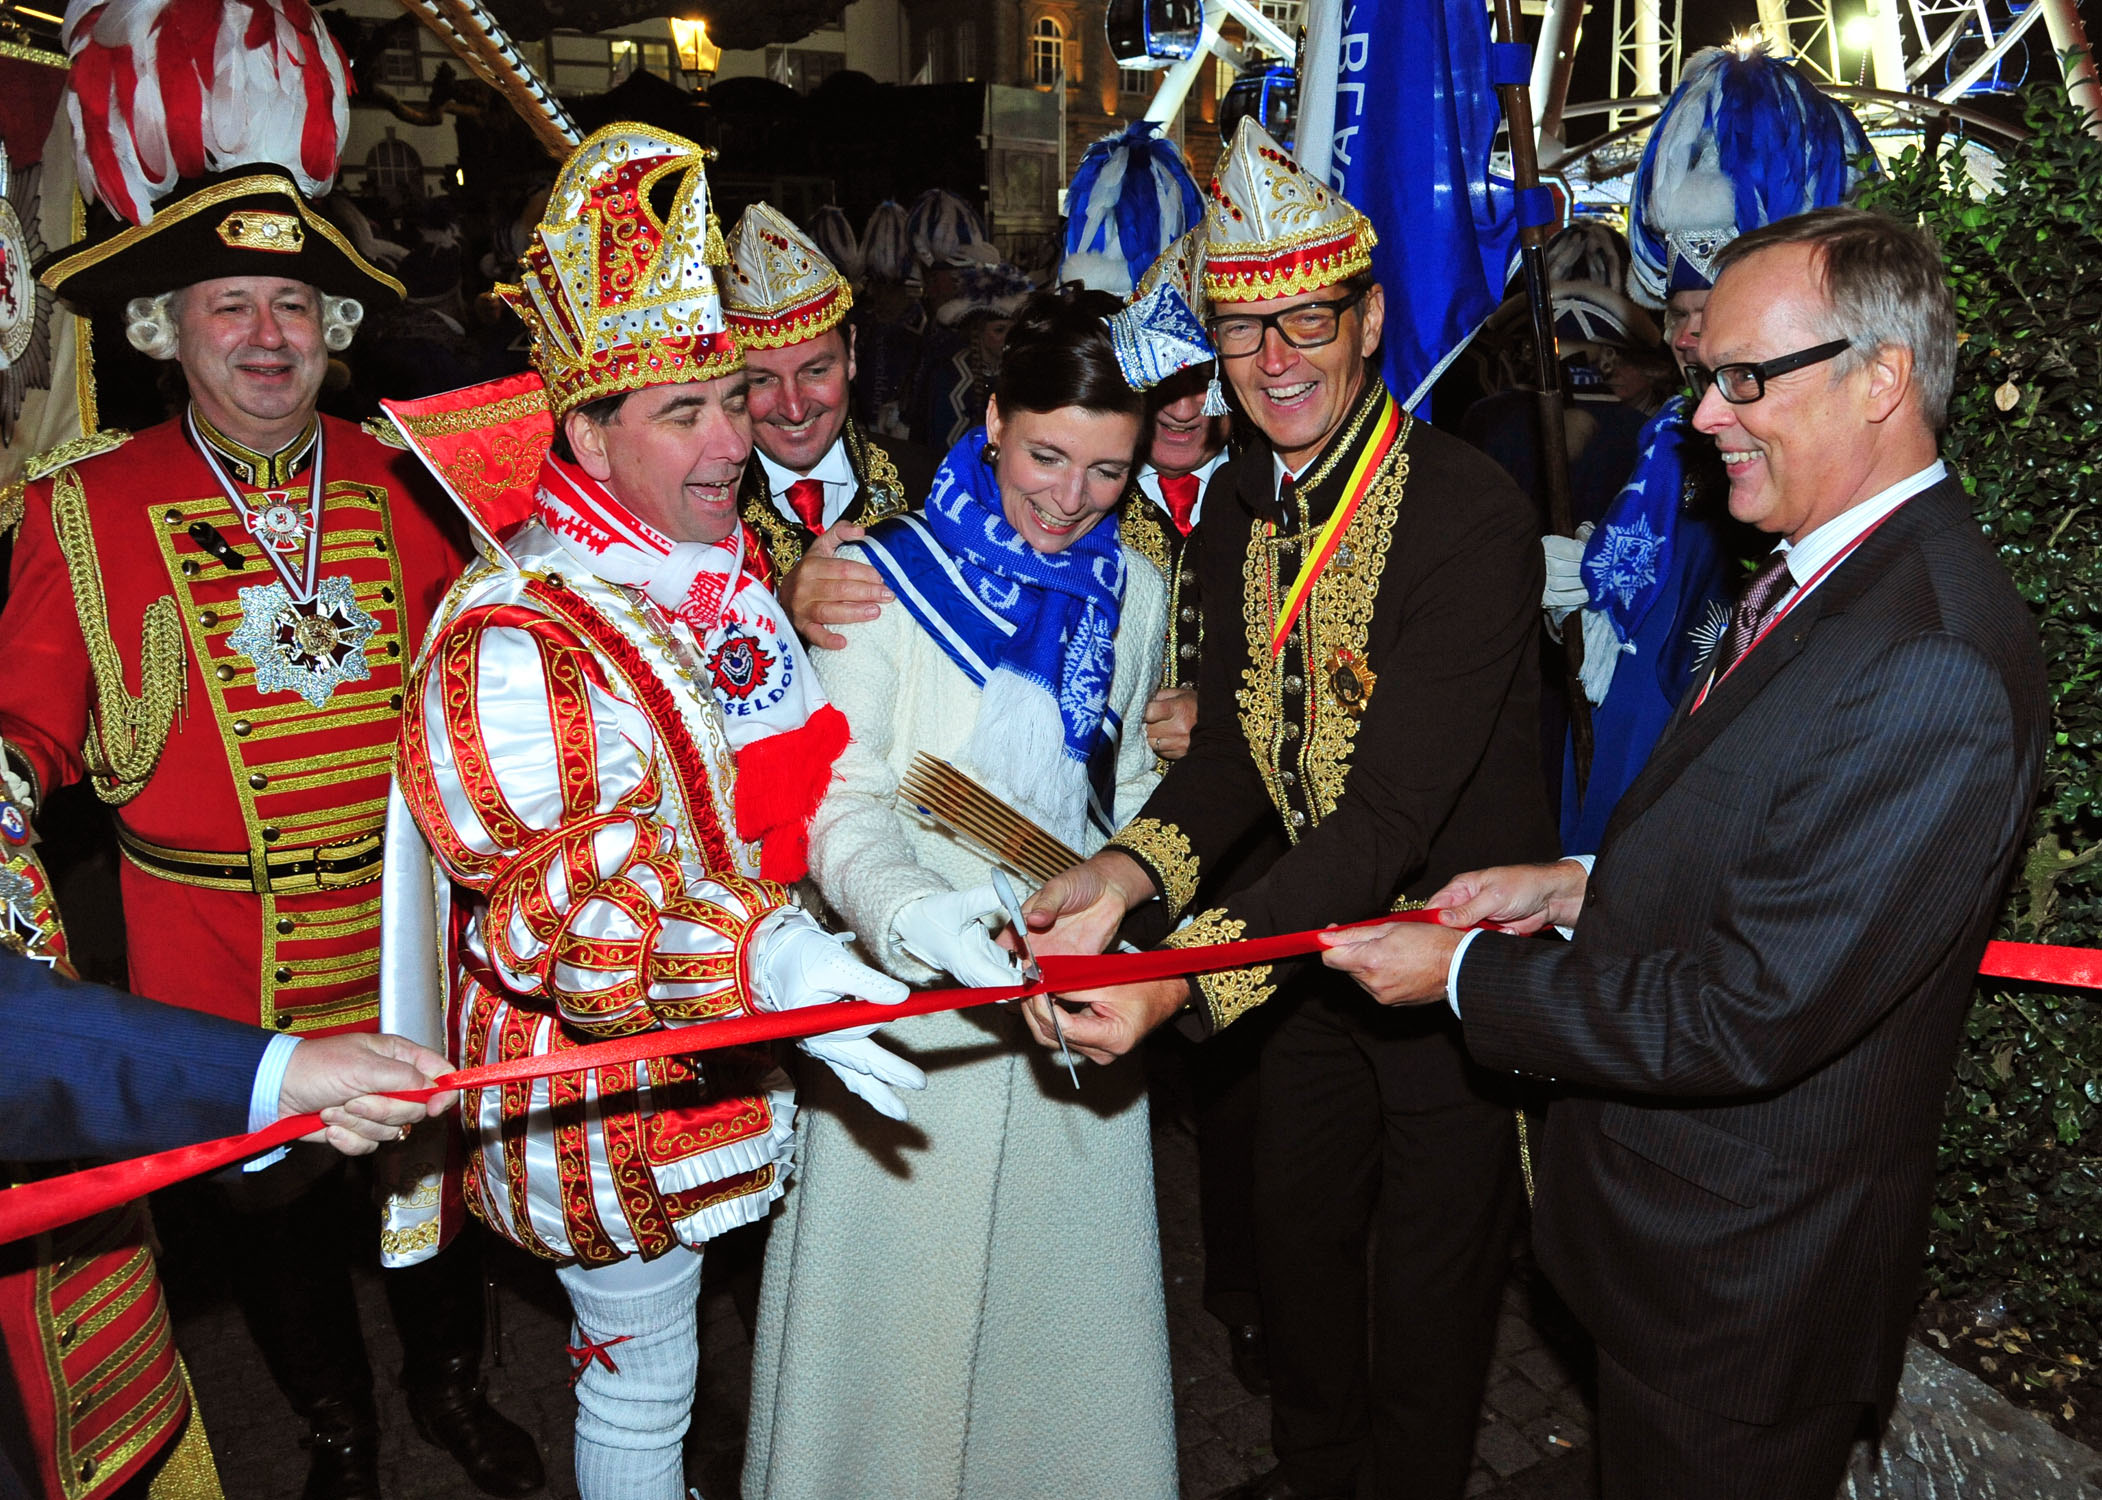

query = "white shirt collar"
[[755, 432, 856, 529], [1138, 447, 1230, 527], [1778, 459, 1946, 589]]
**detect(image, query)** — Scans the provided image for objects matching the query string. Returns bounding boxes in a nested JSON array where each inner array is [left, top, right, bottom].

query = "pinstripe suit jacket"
[[1457, 476, 2048, 1424]]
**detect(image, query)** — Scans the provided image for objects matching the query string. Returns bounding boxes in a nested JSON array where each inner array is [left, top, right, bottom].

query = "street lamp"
[[671, 17, 721, 86]]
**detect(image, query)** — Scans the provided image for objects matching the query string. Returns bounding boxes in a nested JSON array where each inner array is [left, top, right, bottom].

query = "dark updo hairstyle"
[[992, 286, 1144, 421]]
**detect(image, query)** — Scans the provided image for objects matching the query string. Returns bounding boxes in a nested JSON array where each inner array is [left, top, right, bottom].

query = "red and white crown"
[[722, 202, 853, 351], [1202, 119, 1377, 305], [501, 123, 741, 420]]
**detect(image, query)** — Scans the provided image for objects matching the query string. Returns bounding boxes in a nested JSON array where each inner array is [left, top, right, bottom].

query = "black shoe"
[[301, 1395, 382, 1500], [1227, 1321, 1271, 1397], [405, 1357, 546, 1497], [1212, 1467, 1338, 1500]]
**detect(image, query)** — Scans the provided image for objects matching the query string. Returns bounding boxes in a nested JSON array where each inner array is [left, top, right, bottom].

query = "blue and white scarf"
[[1582, 395, 1696, 650], [859, 429, 1127, 847]]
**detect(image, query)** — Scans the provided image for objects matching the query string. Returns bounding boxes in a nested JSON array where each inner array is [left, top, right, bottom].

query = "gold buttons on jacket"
[[199, 609, 218, 627], [1290, 810, 1306, 828], [216, 663, 236, 682], [1284, 674, 1303, 693], [1283, 722, 1301, 740], [249, 771, 269, 789], [233, 719, 252, 737], [277, 917, 295, 935]]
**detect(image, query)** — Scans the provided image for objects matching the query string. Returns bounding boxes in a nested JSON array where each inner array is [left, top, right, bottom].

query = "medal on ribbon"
[[190, 414, 377, 705]]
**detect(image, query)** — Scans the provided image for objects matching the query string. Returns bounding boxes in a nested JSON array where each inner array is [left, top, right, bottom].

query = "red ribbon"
[[0, 914, 1432, 1245], [7, 913, 2100, 1248]]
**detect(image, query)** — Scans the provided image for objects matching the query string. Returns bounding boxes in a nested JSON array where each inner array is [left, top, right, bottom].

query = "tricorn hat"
[[40, 167, 403, 313]]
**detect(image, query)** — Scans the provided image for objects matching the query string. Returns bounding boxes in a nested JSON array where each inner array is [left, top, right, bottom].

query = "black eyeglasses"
[[1208, 289, 1366, 359], [1688, 339, 1854, 404]]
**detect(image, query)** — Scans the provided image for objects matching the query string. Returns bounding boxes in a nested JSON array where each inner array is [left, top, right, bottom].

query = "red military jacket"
[[0, 411, 465, 1032]]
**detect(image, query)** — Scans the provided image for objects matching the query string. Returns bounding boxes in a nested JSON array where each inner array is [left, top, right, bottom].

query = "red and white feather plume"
[[63, 0, 351, 226]]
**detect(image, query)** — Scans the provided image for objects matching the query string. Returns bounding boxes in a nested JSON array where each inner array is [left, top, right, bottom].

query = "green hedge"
[[1860, 86, 2102, 1352]]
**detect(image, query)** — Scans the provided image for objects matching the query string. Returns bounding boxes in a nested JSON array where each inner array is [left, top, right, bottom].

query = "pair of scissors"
[[989, 869, 1081, 1090]]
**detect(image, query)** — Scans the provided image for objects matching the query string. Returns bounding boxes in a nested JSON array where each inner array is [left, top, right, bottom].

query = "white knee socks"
[[556, 1249, 706, 1500]]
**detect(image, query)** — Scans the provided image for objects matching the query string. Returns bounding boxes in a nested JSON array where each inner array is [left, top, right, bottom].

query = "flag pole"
[[1489, 0, 1592, 792]]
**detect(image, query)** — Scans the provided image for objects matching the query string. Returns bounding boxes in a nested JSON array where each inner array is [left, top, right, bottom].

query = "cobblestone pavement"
[[164, 1088, 1598, 1500]]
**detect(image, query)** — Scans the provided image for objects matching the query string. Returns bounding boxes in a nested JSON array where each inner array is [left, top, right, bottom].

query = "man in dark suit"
[[0, 953, 457, 1162], [0, 953, 456, 1500], [1317, 208, 2049, 1499], [1023, 122, 1558, 1500]]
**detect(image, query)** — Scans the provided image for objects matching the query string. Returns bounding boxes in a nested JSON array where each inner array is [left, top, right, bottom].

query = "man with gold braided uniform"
[[6, 160, 542, 1499], [1024, 122, 1559, 1500], [721, 202, 936, 651]]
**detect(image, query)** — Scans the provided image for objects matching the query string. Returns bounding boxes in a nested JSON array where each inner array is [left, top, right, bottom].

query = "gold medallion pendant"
[[1325, 646, 1376, 717], [228, 575, 379, 707]]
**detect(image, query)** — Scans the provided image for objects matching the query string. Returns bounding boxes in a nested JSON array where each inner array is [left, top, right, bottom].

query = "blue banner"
[[1319, 0, 1521, 410]]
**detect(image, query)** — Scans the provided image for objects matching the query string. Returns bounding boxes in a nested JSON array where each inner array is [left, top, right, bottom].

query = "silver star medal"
[[228, 574, 380, 707]]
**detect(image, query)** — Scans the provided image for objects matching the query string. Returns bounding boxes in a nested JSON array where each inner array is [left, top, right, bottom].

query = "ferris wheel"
[[1109, 0, 2099, 207]]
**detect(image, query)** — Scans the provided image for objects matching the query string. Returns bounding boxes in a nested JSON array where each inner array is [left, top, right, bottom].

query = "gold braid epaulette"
[[6, 430, 133, 540], [363, 415, 411, 450], [49, 467, 187, 805]]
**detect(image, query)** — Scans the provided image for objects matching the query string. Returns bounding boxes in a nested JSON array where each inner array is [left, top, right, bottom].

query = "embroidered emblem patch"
[[1584, 514, 1664, 611], [709, 628, 776, 702]]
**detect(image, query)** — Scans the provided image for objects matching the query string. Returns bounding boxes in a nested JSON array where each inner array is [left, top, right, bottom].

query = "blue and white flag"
[[1307, 0, 1523, 410]]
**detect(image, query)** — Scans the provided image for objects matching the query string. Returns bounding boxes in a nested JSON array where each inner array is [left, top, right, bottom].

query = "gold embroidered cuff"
[[1163, 907, 1274, 1032], [1109, 817, 1200, 918]]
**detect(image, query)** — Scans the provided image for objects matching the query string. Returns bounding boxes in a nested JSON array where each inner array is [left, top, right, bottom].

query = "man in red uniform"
[[6, 160, 542, 1498]]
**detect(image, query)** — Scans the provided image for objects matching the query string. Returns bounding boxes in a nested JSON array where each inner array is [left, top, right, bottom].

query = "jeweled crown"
[[722, 202, 853, 351], [1202, 120, 1377, 305], [500, 123, 740, 420]]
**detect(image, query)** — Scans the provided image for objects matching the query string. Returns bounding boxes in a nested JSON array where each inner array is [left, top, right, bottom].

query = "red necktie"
[[784, 478, 826, 532], [1159, 473, 1201, 536]]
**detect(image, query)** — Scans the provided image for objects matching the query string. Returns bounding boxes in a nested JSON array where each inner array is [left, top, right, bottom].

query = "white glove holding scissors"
[[892, 885, 1025, 989], [754, 915, 925, 1122]]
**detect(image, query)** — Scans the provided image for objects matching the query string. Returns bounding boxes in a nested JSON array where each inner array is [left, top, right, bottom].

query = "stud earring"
[[979, 441, 1001, 466]]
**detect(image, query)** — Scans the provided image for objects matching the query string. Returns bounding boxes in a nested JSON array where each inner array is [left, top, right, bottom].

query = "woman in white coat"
[[744, 289, 1178, 1500]]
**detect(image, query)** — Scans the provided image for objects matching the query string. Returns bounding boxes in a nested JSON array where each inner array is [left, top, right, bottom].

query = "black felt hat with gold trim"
[[36, 167, 404, 316]]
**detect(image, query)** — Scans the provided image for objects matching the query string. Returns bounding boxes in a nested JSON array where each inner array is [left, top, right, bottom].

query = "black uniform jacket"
[[1110, 374, 1558, 1032]]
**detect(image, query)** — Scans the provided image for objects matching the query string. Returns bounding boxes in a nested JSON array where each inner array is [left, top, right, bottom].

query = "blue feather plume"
[[1630, 44, 1877, 305], [1059, 121, 1204, 296]]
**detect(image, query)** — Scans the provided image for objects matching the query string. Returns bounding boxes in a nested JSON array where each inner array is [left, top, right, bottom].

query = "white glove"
[[892, 885, 1024, 989], [1577, 607, 1634, 706], [1541, 524, 1593, 626], [755, 919, 925, 1121]]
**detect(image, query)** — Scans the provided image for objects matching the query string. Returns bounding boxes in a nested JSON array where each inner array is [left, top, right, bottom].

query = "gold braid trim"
[[844, 420, 909, 523], [27, 430, 132, 483], [1306, 424, 1410, 818], [145, 1363, 226, 1499], [49, 469, 187, 805], [1109, 817, 1200, 919], [362, 415, 411, 450], [0, 482, 21, 540], [1163, 907, 1273, 1031]]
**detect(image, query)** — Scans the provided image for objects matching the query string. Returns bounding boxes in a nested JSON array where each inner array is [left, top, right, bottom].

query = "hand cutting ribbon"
[[7, 918, 2101, 1248]]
